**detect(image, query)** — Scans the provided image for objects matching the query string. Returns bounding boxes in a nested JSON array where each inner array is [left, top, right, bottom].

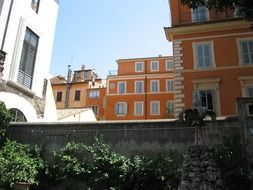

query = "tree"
[[180, 0, 253, 20]]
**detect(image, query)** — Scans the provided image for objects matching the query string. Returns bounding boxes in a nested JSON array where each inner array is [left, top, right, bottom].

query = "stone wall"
[[7, 119, 242, 162]]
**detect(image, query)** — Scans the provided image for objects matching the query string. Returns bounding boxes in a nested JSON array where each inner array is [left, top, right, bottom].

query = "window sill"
[[7, 80, 35, 98], [116, 114, 127, 117]]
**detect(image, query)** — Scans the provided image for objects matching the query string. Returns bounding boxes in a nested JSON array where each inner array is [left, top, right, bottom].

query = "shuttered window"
[[17, 28, 39, 89], [56, 92, 62, 102], [195, 43, 212, 68], [240, 40, 253, 65], [192, 6, 209, 22], [115, 102, 128, 115], [31, 0, 40, 13], [75, 90, 81, 101]]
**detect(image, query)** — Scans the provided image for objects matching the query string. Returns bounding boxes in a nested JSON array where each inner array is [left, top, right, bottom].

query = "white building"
[[0, 0, 59, 122]]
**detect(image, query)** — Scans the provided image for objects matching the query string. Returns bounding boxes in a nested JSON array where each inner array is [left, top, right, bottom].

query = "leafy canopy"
[[0, 140, 45, 188], [181, 0, 253, 19]]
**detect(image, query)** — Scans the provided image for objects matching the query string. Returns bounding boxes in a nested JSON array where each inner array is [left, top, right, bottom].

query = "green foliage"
[[52, 137, 182, 190], [180, 0, 253, 20], [0, 140, 46, 188], [0, 101, 11, 138], [213, 136, 252, 190]]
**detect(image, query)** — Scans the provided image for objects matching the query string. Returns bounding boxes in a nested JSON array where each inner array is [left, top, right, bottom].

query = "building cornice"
[[107, 73, 174, 80], [165, 20, 252, 41], [117, 56, 172, 63]]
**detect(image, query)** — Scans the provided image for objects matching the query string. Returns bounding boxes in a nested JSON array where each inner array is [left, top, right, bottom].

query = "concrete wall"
[[7, 119, 242, 162]]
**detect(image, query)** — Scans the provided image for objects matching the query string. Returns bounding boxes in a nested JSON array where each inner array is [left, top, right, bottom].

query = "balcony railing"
[[175, 9, 243, 26], [0, 50, 6, 78], [108, 70, 118, 76]]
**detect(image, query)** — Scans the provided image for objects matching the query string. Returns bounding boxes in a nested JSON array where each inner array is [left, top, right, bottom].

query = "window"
[[166, 80, 174, 92], [118, 81, 126, 94], [166, 60, 173, 70], [151, 61, 159, 71], [135, 62, 144, 72], [167, 101, 174, 114], [115, 102, 128, 115], [240, 40, 253, 65], [134, 101, 143, 116], [151, 101, 160, 115], [151, 80, 159, 92], [89, 90, 100, 99], [91, 106, 99, 115], [192, 6, 209, 22], [56, 91, 62, 102], [0, 1, 4, 15], [194, 90, 215, 111], [17, 28, 39, 89], [75, 90, 81, 101], [135, 81, 144, 93], [31, 0, 40, 13], [9, 108, 27, 122], [246, 86, 253, 97], [194, 42, 213, 68]]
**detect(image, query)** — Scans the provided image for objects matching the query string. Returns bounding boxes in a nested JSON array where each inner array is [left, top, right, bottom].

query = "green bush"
[[0, 101, 11, 138], [0, 140, 46, 188], [52, 137, 182, 190], [213, 136, 252, 190]]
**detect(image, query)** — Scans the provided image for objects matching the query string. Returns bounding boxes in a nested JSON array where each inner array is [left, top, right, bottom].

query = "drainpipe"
[[1, 0, 14, 50], [65, 65, 72, 108], [144, 60, 148, 120]]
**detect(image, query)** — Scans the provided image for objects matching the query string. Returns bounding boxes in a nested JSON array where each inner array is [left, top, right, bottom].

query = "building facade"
[[0, 0, 59, 121], [165, 0, 253, 117], [51, 66, 106, 120], [106, 56, 174, 120]]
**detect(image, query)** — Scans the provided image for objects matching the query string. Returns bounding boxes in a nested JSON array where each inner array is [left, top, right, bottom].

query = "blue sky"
[[50, 0, 172, 78]]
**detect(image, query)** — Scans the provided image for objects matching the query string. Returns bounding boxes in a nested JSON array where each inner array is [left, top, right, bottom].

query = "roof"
[[117, 55, 173, 63], [50, 75, 67, 84]]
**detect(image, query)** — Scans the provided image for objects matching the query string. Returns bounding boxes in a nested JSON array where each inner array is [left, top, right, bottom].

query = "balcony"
[[175, 9, 243, 26], [108, 70, 118, 76], [0, 50, 6, 78]]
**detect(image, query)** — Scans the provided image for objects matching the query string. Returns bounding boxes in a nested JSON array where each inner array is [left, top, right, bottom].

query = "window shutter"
[[115, 103, 118, 114], [124, 103, 128, 114]]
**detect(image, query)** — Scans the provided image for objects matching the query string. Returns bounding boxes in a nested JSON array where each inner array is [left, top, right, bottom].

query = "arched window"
[[9, 108, 27, 122]]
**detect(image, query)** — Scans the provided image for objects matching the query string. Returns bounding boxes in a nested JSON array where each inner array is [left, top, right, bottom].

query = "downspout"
[[65, 65, 72, 108], [1, 0, 14, 50], [144, 60, 148, 120]]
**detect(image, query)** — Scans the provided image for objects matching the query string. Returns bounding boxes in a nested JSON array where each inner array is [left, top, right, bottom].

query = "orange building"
[[51, 66, 106, 120], [105, 56, 174, 120], [165, 0, 253, 117]]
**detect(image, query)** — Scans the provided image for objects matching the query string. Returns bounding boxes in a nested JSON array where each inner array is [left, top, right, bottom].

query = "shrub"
[[0, 101, 11, 138], [213, 136, 252, 190], [52, 137, 182, 190], [0, 140, 46, 188]]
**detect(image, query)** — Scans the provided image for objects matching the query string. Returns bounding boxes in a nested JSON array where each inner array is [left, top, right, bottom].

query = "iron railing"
[[175, 9, 242, 26], [108, 70, 118, 76]]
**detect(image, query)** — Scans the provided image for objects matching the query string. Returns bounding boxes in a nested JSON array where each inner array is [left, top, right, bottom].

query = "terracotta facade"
[[106, 56, 174, 120], [165, 0, 253, 117]]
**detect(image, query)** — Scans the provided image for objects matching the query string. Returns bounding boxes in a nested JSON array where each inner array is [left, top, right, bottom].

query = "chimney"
[[81, 64, 85, 70], [67, 65, 72, 83]]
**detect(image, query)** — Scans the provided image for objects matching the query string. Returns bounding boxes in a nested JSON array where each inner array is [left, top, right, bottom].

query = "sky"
[[50, 0, 172, 79]]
